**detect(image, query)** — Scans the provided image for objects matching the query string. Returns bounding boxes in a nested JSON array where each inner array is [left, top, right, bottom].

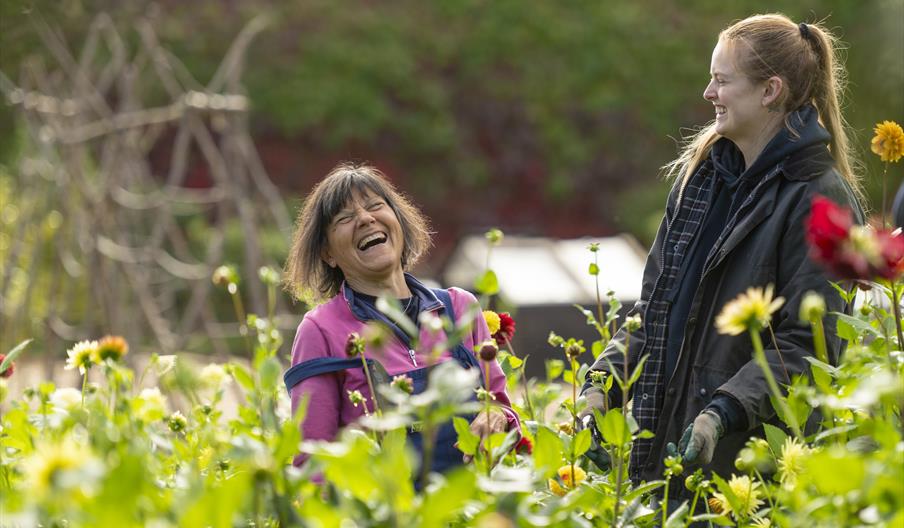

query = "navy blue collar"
[[341, 273, 444, 345]]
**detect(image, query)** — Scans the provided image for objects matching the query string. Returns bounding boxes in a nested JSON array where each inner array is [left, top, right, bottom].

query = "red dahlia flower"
[[805, 195, 904, 281], [0, 353, 14, 378], [493, 312, 516, 347], [515, 435, 533, 455]]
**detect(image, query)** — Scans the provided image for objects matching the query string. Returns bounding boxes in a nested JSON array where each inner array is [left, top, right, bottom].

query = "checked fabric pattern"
[[628, 160, 715, 480]]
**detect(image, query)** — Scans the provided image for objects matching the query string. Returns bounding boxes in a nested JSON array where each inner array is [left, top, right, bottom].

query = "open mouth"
[[357, 232, 388, 251], [715, 105, 726, 116]]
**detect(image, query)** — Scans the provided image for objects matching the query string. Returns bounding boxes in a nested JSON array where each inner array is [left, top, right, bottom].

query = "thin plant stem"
[[754, 469, 777, 513], [229, 288, 252, 351], [611, 331, 630, 528], [890, 279, 904, 353], [483, 361, 494, 477], [662, 475, 671, 524], [570, 356, 578, 489], [684, 487, 703, 528], [359, 354, 382, 418], [505, 337, 535, 421], [881, 163, 889, 229], [766, 324, 791, 384], [749, 329, 803, 439]]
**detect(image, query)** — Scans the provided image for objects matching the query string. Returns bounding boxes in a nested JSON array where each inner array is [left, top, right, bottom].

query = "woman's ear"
[[762, 76, 784, 108], [321, 248, 337, 268]]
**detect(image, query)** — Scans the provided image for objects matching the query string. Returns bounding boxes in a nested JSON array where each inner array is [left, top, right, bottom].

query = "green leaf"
[[665, 501, 689, 528], [533, 426, 563, 478], [420, 469, 477, 527], [589, 262, 599, 276], [452, 416, 479, 456], [762, 423, 788, 458], [490, 429, 521, 460], [507, 355, 523, 369], [601, 409, 629, 446], [573, 428, 592, 457], [474, 270, 499, 295], [591, 340, 604, 359], [562, 369, 575, 385], [259, 356, 282, 392], [545, 359, 564, 381], [835, 312, 881, 339], [626, 354, 649, 388], [229, 362, 256, 392], [0, 338, 31, 374]]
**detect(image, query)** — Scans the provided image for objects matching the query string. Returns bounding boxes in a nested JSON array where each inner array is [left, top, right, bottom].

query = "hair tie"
[[798, 22, 811, 40]]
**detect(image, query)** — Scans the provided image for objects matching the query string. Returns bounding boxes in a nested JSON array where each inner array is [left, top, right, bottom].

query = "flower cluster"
[[548, 464, 587, 496], [483, 310, 516, 347], [64, 336, 130, 374], [805, 195, 904, 281]]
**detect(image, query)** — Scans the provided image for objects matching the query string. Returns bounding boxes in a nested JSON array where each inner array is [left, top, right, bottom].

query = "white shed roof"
[[442, 235, 648, 306]]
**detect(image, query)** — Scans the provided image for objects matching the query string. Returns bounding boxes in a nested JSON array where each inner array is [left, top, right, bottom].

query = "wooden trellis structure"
[[0, 13, 294, 357]]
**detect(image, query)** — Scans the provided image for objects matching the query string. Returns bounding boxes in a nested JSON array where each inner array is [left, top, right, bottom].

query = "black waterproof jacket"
[[588, 128, 864, 495]]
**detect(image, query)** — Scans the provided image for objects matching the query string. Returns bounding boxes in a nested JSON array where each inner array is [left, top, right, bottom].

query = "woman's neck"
[[346, 271, 411, 298], [736, 115, 785, 168]]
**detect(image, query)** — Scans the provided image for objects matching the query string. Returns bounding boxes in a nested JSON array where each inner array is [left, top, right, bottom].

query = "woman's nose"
[[703, 81, 716, 101]]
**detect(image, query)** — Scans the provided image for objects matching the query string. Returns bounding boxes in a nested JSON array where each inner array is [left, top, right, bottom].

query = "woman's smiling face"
[[703, 40, 772, 148], [322, 188, 406, 288]]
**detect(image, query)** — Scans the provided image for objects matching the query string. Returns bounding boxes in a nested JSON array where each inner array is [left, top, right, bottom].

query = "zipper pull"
[[408, 349, 418, 367]]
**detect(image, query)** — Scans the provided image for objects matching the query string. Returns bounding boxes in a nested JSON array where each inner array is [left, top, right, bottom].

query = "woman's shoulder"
[[294, 295, 349, 333]]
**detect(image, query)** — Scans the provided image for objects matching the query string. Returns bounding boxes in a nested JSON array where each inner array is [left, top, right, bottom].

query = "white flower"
[[65, 340, 98, 374], [50, 388, 83, 411], [199, 364, 230, 391], [137, 387, 168, 422], [153, 354, 177, 376]]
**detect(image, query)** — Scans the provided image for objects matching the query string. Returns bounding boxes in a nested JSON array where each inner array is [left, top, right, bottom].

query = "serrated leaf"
[[474, 270, 499, 296]]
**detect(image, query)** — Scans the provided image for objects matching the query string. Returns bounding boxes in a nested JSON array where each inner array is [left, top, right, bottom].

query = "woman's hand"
[[462, 407, 509, 463]]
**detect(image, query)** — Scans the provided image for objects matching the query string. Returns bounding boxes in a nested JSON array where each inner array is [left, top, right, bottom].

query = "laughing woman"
[[578, 13, 865, 503], [283, 163, 519, 477]]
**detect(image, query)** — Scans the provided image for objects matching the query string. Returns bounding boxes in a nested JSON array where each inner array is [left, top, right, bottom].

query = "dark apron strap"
[[284, 357, 383, 393]]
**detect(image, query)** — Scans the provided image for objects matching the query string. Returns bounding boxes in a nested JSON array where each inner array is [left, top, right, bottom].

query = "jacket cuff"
[[706, 393, 748, 434]]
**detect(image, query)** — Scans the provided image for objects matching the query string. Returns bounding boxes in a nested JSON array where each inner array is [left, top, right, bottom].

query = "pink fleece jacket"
[[290, 285, 518, 465]]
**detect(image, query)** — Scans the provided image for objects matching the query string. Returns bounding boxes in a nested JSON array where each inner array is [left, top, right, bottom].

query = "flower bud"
[[799, 291, 826, 322], [589, 370, 605, 385], [345, 332, 365, 357], [347, 390, 365, 407], [476, 388, 495, 402], [478, 340, 499, 362], [547, 332, 565, 348], [212, 265, 238, 288], [564, 339, 585, 361], [258, 266, 280, 286], [391, 374, 414, 394], [625, 314, 643, 332], [556, 422, 574, 435], [485, 228, 504, 245], [168, 411, 188, 433]]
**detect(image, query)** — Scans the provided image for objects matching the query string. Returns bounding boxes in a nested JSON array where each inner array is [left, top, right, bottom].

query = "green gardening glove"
[[577, 387, 611, 471], [666, 409, 724, 466]]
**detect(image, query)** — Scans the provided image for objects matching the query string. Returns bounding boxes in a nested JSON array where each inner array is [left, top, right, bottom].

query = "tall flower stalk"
[[716, 285, 802, 438]]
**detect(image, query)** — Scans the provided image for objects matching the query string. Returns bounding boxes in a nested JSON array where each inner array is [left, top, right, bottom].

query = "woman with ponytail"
[[578, 13, 865, 501]]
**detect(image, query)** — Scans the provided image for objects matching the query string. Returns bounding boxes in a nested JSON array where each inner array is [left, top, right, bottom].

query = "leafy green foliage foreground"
[[1, 256, 903, 527]]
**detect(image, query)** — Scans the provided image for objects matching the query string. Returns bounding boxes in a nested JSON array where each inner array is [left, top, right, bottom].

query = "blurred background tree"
[[1, 0, 901, 355]]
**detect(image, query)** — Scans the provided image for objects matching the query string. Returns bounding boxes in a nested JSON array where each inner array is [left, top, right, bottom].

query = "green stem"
[[359, 354, 382, 418], [891, 279, 903, 354], [81, 370, 88, 406], [229, 289, 252, 351], [684, 487, 703, 528], [749, 329, 802, 439], [662, 475, 670, 524], [506, 337, 535, 422], [611, 332, 631, 528], [754, 469, 777, 514], [483, 362, 494, 477]]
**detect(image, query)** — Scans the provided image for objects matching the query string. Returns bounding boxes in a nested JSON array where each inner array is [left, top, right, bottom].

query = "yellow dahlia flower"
[[871, 120, 904, 163], [715, 285, 785, 335], [778, 437, 812, 488], [711, 474, 764, 520], [483, 310, 501, 335], [548, 464, 587, 496]]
